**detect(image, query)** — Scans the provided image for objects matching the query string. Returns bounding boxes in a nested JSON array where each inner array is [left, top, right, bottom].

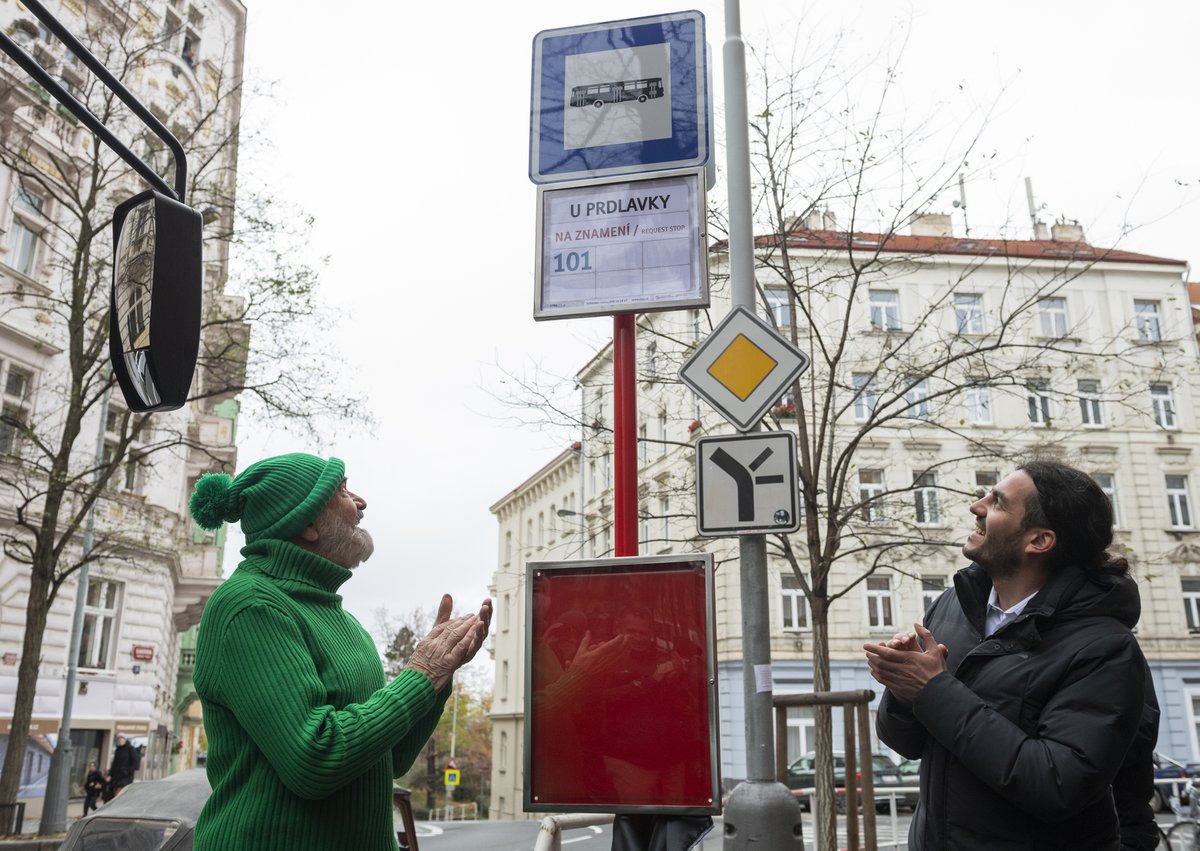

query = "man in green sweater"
[[188, 453, 490, 850]]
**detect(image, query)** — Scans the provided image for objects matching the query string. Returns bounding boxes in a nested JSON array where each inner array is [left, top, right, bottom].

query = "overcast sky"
[[225, 0, 1199, 661]]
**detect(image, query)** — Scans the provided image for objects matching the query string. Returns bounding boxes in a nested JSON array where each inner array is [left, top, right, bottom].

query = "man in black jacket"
[[106, 734, 140, 799], [866, 461, 1151, 850]]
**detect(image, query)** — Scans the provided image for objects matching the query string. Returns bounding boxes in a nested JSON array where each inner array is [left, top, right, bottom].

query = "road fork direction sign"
[[678, 306, 810, 432], [696, 432, 800, 535]]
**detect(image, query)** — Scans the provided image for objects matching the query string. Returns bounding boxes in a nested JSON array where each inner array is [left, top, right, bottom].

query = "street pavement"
[[412, 811, 1188, 851], [411, 811, 916, 851]]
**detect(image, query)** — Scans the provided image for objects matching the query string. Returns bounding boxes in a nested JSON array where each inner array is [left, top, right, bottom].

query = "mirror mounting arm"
[[0, 0, 187, 201]]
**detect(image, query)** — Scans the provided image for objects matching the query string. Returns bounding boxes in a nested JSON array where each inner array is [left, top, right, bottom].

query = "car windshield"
[[74, 817, 181, 851]]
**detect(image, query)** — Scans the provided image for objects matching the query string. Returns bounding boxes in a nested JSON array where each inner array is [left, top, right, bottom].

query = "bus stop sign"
[[530, 11, 708, 183]]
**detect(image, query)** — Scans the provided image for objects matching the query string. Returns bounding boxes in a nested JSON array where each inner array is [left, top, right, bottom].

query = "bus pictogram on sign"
[[570, 78, 665, 108]]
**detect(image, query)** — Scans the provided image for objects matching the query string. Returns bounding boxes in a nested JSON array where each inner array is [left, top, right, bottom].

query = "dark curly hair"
[[1017, 460, 1128, 575]]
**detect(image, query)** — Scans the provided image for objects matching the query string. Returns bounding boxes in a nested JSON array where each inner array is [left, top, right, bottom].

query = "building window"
[[1151, 383, 1178, 429], [1167, 475, 1193, 529], [504, 531, 511, 564], [181, 32, 199, 67], [921, 576, 946, 613], [640, 506, 649, 555], [589, 459, 597, 495], [866, 575, 895, 629], [499, 732, 508, 772], [1184, 579, 1200, 634], [14, 186, 44, 216], [975, 470, 999, 496], [548, 505, 557, 540], [852, 373, 877, 421], [8, 185, 47, 278], [1134, 300, 1163, 342], [501, 660, 510, 699], [78, 579, 121, 670], [781, 574, 809, 631], [1093, 473, 1119, 527], [659, 494, 670, 547], [502, 594, 511, 632], [954, 294, 985, 334], [646, 343, 658, 381], [602, 451, 611, 490], [904, 377, 930, 420], [0, 363, 34, 456], [1077, 380, 1103, 426], [658, 411, 668, 457], [537, 512, 545, 546], [786, 707, 815, 764], [638, 424, 648, 466], [913, 472, 940, 526], [1037, 297, 1068, 338], [691, 309, 702, 342], [858, 470, 884, 523], [102, 431, 145, 495], [600, 526, 610, 557], [869, 290, 901, 331], [8, 219, 39, 277], [765, 288, 792, 327], [965, 381, 992, 425], [1027, 380, 1051, 426]]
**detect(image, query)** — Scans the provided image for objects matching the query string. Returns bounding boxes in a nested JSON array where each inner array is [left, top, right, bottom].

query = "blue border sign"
[[530, 11, 708, 184]]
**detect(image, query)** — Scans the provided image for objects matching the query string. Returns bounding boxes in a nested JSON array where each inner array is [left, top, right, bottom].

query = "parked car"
[[785, 752, 916, 813], [59, 768, 209, 851], [58, 769, 421, 850], [889, 757, 922, 811], [1152, 751, 1200, 812]]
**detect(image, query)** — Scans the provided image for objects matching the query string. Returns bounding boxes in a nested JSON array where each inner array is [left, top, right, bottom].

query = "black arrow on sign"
[[711, 446, 782, 521]]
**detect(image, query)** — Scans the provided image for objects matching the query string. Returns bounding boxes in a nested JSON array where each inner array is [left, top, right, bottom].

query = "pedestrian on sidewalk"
[[106, 734, 140, 800], [82, 762, 105, 814]]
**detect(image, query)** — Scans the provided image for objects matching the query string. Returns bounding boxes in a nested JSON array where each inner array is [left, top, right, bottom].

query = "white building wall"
[[0, 0, 246, 797], [494, 226, 1200, 800]]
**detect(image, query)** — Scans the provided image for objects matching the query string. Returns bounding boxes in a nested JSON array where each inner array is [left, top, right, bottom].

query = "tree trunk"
[[0, 560, 52, 814], [811, 593, 836, 851]]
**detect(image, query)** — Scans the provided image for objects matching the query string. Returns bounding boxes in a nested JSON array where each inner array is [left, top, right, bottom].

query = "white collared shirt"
[[984, 586, 1038, 638]]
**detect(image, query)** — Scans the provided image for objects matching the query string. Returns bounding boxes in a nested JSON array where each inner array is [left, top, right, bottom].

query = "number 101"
[[552, 251, 593, 273]]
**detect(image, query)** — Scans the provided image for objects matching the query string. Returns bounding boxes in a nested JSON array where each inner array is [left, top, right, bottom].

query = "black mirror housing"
[[109, 190, 202, 412]]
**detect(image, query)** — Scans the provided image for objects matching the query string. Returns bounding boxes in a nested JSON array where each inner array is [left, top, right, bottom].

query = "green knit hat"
[[189, 453, 345, 544]]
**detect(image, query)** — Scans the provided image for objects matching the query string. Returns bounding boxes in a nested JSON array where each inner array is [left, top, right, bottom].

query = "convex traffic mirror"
[[109, 189, 202, 412]]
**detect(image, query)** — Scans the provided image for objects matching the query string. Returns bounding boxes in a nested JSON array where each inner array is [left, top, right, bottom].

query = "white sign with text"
[[534, 169, 708, 320]]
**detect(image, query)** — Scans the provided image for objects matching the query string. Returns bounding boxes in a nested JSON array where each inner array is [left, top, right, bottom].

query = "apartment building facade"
[[489, 214, 1199, 816], [0, 0, 246, 806]]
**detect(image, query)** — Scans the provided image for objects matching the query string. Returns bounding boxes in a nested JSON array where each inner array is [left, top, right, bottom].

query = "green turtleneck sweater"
[[193, 539, 448, 850]]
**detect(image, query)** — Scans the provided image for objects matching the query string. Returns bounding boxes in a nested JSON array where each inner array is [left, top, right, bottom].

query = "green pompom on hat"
[[189, 453, 345, 544]]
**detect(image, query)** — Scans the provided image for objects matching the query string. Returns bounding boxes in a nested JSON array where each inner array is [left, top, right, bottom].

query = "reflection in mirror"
[[113, 198, 160, 406]]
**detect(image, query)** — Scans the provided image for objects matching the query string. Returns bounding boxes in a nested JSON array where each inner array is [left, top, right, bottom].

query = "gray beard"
[[312, 510, 375, 569]]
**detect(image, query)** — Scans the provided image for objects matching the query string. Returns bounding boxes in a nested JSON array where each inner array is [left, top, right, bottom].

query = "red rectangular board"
[[525, 555, 718, 812]]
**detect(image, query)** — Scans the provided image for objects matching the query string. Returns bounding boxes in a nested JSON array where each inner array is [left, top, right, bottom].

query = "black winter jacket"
[[876, 562, 1148, 851]]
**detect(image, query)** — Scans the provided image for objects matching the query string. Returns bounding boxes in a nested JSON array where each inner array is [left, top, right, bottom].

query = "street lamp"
[[555, 509, 598, 558], [39, 386, 111, 834]]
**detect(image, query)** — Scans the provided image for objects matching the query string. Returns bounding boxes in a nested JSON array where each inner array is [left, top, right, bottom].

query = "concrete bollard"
[[722, 781, 805, 850]]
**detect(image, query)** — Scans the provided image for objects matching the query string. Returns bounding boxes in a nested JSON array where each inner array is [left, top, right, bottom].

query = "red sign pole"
[[612, 313, 638, 557]]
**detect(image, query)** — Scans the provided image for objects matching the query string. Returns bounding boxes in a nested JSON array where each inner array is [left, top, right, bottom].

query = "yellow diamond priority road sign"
[[679, 306, 810, 431]]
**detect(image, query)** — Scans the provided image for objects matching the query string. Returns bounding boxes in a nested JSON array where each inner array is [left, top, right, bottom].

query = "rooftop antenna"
[[952, 173, 970, 235], [1025, 177, 1049, 240]]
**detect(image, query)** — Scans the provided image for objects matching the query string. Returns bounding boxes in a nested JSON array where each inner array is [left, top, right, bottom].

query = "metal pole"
[[612, 313, 638, 557], [40, 387, 112, 835], [722, 0, 804, 846]]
